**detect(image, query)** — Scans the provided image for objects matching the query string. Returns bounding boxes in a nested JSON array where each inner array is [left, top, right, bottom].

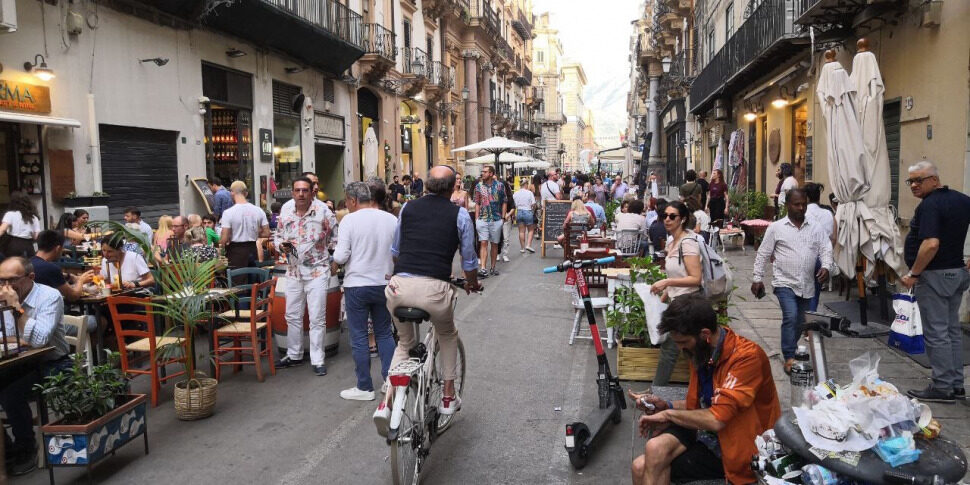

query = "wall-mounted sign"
[[259, 128, 273, 162], [0, 79, 52, 114], [314, 112, 345, 141]]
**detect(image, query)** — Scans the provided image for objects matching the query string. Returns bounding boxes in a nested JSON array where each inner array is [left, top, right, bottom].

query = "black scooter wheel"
[[567, 427, 591, 469]]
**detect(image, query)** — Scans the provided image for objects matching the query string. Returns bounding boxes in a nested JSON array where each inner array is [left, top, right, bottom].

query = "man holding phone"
[[751, 188, 832, 374]]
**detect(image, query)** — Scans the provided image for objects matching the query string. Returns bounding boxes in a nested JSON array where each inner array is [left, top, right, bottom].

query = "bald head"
[[426, 166, 457, 196]]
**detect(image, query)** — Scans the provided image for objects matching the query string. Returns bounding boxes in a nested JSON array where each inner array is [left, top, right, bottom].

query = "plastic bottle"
[[789, 345, 814, 408], [801, 464, 839, 485]]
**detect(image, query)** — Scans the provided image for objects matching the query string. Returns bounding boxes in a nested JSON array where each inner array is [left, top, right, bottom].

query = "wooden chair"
[[574, 249, 610, 290], [107, 296, 186, 407], [219, 267, 270, 321], [61, 315, 94, 373], [561, 222, 588, 259], [212, 279, 276, 382]]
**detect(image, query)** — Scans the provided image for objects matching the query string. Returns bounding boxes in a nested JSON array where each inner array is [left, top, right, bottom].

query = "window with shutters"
[[884, 99, 901, 209], [426, 35, 434, 62], [725, 3, 734, 39], [272, 80, 304, 189], [403, 19, 411, 48], [323, 79, 335, 103]]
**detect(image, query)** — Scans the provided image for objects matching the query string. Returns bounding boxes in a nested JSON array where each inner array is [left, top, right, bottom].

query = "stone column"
[[480, 62, 493, 139], [463, 52, 479, 146], [648, 75, 662, 164]]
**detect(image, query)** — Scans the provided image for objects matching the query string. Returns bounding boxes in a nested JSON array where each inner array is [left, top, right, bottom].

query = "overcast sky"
[[531, 0, 641, 92]]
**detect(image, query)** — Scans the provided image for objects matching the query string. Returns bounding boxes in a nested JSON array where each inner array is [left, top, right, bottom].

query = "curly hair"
[[7, 192, 37, 224]]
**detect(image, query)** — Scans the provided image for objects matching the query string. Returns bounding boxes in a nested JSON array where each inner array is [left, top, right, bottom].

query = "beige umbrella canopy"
[[464, 152, 534, 164], [452, 136, 537, 175]]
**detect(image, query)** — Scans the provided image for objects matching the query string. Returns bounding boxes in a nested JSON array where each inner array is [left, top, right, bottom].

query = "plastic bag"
[[888, 291, 924, 354], [633, 283, 667, 346]]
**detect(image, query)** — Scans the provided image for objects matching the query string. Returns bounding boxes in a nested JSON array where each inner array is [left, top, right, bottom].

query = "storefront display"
[[273, 115, 302, 189], [205, 107, 253, 194]]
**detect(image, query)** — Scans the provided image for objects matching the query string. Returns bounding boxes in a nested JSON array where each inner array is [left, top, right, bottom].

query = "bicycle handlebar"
[[542, 256, 616, 274]]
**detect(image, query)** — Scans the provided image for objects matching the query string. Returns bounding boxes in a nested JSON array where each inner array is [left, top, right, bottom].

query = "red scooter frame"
[[543, 256, 626, 469]]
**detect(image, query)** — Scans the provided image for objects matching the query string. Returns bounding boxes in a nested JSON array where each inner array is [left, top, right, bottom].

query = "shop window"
[[725, 3, 734, 39], [792, 102, 808, 183], [202, 63, 254, 194], [272, 80, 303, 189]]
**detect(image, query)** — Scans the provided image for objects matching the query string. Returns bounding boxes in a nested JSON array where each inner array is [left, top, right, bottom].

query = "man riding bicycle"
[[374, 165, 482, 433]]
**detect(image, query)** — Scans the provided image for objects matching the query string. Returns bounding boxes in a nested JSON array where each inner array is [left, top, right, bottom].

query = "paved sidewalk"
[[719, 246, 970, 473]]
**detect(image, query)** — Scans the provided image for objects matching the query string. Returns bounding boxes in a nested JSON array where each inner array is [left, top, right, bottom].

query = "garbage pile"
[[752, 352, 943, 484]]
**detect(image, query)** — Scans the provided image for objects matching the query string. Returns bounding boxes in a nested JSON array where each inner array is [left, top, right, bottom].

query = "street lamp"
[[661, 57, 672, 74], [412, 57, 425, 76], [461, 87, 470, 100]]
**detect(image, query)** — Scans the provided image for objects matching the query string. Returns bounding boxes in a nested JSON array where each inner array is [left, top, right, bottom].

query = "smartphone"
[[756, 285, 767, 299]]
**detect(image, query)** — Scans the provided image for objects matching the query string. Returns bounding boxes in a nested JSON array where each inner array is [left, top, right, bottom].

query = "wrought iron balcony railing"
[[425, 60, 453, 89], [511, 10, 533, 40], [471, 0, 500, 34], [402, 47, 428, 76], [264, 0, 363, 47], [689, 0, 801, 114], [361, 23, 396, 62], [514, 65, 532, 86]]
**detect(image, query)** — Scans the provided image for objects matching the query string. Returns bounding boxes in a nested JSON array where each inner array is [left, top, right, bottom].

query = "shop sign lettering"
[[0, 79, 52, 114], [314, 112, 345, 141]]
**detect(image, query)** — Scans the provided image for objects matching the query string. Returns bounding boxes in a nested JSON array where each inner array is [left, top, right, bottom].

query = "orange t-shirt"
[[685, 328, 781, 484]]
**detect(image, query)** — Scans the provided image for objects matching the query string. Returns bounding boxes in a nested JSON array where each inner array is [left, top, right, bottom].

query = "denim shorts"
[[476, 219, 504, 243], [515, 209, 534, 225]]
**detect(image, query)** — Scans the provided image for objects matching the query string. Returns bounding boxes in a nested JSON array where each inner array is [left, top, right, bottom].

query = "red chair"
[[212, 279, 276, 382], [107, 296, 187, 407]]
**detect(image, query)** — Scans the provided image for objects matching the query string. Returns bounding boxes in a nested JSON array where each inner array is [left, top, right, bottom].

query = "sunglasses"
[[905, 175, 935, 185], [663, 213, 680, 220]]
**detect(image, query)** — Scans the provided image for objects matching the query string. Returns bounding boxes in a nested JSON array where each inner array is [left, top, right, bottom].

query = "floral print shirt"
[[473, 179, 506, 222], [275, 199, 338, 280]]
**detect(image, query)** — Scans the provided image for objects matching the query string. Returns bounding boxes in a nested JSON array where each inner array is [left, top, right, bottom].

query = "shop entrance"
[[315, 144, 344, 202], [0, 124, 17, 210], [100, 125, 180, 224]]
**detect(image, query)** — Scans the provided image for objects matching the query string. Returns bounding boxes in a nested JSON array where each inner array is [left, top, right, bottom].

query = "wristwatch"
[[906, 272, 920, 279]]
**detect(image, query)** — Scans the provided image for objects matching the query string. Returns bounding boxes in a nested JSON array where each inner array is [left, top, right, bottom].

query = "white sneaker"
[[502, 255, 511, 262], [438, 394, 462, 415], [373, 400, 391, 437], [520, 249, 526, 253], [340, 387, 376, 401], [553, 244, 562, 249]]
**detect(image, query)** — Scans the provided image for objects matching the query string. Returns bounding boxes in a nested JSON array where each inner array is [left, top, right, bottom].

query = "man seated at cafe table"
[[123, 207, 154, 244], [100, 234, 155, 290], [0, 256, 70, 476], [31, 230, 95, 303], [630, 294, 780, 485]]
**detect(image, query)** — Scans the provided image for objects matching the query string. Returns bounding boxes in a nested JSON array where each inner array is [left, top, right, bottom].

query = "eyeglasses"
[[663, 213, 680, 220], [0, 275, 27, 285], [905, 175, 936, 185]]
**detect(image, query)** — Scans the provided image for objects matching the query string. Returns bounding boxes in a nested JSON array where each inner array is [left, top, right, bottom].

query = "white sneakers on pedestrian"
[[373, 400, 391, 437], [340, 387, 375, 401], [438, 394, 462, 415], [502, 255, 511, 262]]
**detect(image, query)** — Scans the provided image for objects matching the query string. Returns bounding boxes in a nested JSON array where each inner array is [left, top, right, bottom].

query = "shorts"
[[476, 219, 504, 244], [663, 425, 725, 482], [515, 210, 534, 225]]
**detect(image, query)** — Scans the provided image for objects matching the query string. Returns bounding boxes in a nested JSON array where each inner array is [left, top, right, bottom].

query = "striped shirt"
[[5, 283, 68, 359], [752, 216, 833, 298]]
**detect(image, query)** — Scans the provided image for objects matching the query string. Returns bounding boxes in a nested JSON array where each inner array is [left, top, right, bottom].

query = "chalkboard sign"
[[190, 177, 215, 214], [541, 200, 571, 257]]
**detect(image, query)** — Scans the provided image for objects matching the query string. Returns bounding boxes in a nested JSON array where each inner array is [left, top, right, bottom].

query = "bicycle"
[[384, 285, 478, 485]]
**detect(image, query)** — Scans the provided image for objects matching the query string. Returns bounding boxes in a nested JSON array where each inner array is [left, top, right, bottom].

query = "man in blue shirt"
[[32, 230, 94, 303], [583, 191, 606, 226], [208, 177, 233, 221], [900, 161, 970, 403], [0, 256, 69, 475]]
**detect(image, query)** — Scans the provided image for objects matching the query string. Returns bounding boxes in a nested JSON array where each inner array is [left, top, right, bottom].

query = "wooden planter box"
[[616, 340, 691, 383], [62, 195, 109, 207], [42, 394, 148, 482]]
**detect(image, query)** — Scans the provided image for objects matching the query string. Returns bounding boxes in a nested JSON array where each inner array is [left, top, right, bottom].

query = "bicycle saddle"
[[394, 306, 431, 323]]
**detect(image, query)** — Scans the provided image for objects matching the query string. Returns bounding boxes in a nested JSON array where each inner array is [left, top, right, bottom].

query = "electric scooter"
[[543, 256, 626, 469]]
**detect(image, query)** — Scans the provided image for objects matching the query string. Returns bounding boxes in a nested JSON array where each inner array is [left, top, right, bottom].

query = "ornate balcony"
[[689, 0, 805, 115], [514, 66, 532, 87], [424, 60, 453, 101], [471, 0, 500, 36], [794, 0, 905, 32], [535, 111, 567, 125], [359, 23, 396, 82], [511, 10, 533, 40]]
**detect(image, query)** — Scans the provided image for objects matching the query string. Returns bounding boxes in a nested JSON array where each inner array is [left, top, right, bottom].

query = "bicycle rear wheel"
[[390, 383, 422, 485], [430, 338, 466, 433]]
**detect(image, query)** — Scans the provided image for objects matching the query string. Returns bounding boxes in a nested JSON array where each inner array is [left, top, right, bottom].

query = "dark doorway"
[[100, 125, 180, 224]]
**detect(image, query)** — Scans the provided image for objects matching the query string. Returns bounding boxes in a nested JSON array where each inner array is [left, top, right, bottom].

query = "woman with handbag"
[[0, 192, 41, 258]]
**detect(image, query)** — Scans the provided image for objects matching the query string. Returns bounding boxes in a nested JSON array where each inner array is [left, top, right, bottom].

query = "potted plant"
[[90, 191, 110, 205], [151, 251, 235, 420], [35, 352, 149, 469], [62, 192, 93, 207], [606, 257, 691, 382]]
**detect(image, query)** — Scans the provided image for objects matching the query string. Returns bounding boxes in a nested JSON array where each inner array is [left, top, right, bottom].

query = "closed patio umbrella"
[[363, 126, 379, 179]]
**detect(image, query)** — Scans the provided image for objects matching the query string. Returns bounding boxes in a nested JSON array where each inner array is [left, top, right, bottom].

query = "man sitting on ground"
[[631, 293, 780, 485]]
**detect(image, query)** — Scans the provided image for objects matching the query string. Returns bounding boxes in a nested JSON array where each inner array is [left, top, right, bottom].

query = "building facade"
[[0, 0, 537, 225], [560, 60, 588, 173], [532, 12, 566, 166]]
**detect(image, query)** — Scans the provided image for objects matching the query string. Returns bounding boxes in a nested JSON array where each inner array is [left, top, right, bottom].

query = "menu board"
[[190, 177, 215, 214], [541, 199, 571, 243]]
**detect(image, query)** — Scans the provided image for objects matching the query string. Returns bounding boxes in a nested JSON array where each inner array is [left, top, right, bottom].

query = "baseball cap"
[[230, 180, 247, 193]]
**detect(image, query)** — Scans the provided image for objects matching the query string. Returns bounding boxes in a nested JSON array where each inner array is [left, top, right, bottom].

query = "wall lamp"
[[140, 58, 170, 66], [772, 87, 792, 109], [24, 54, 55, 81], [743, 101, 757, 122], [461, 87, 470, 100], [225, 47, 247, 58]]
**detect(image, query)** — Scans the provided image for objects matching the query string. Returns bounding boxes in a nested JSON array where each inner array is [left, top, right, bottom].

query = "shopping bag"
[[887, 291, 924, 354], [633, 283, 668, 346]]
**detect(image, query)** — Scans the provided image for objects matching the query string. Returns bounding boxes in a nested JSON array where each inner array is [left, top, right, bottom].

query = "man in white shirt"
[[333, 182, 398, 401], [220, 181, 269, 277], [539, 169, 561, 202], [804, 182, 836, 311], [123, 207, 154, 244], [751, 189, 832, 373]]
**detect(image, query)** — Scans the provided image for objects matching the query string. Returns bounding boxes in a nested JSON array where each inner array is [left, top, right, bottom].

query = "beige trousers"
[[385, 275, 460, 380]]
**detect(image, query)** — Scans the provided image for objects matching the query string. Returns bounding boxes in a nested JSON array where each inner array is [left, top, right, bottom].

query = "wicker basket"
[[616, 340, 691, 383], [174, 377, 218, 421]]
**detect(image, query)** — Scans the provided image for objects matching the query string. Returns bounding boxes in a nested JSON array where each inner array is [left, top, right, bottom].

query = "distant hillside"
[[585, 77, 629, 144]]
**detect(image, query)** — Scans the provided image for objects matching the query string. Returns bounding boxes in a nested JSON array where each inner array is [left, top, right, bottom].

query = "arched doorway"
[[357, 88, 381, 181]]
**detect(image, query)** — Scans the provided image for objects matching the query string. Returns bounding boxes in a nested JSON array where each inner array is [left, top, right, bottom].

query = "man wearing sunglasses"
[[900, 161, 970, 403]]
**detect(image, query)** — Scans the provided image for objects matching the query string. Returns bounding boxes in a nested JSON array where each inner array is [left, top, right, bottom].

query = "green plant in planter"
[[605, 200, 620, 225], [606, 257, 666, 346], [34, 352, 128, 424]]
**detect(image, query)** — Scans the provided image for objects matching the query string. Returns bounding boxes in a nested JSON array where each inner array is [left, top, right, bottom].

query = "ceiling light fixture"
[[23, 54, 55, 81], [225, 47, 247, 58], [772, 87, 792, 109], [140, 57, 170, 66]]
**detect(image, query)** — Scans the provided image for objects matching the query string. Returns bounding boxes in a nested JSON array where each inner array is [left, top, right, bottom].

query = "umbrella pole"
[[855, 256, 868, 327]]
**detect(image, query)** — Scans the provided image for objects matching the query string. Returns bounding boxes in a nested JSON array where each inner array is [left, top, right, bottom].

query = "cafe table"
[[0, 346, 56, 483]]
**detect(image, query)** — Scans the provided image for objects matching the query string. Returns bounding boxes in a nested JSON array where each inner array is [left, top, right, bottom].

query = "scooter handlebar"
[[543, 265, 559, 274], [542, 256, 616, 274], [596, 256, 616, 265]]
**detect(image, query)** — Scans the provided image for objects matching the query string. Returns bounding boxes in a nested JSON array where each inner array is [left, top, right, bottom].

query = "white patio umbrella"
[[452, 136, 536, 176], [464, 152, 534, 164], [850, 48, 907, 278], [817, 59, 872, 280], [362, 126, 379, 179]]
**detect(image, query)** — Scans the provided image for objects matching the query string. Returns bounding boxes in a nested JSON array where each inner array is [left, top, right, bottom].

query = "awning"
[[0, 111, 81, 128]]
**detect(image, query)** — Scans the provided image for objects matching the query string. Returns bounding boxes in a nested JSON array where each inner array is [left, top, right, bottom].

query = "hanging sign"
[[0, 79, 52, 114], [259, 129, 273, 162]]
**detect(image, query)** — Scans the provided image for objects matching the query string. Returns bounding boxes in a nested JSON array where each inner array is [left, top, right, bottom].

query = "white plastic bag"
[[633, 283, 668, 346], [888, 291, 924, 354]]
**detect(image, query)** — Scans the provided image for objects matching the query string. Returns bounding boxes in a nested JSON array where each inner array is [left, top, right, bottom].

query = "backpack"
[[678, 233, 732, 302], [681, 182, 702, 211]]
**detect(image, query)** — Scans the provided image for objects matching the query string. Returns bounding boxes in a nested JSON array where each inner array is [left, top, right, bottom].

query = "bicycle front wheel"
[[390, 383, 422, 485], [431, 337, 466, 433]]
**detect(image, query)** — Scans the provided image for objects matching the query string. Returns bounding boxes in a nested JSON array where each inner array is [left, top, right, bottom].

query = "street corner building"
[[0, 0, 548, 228]]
